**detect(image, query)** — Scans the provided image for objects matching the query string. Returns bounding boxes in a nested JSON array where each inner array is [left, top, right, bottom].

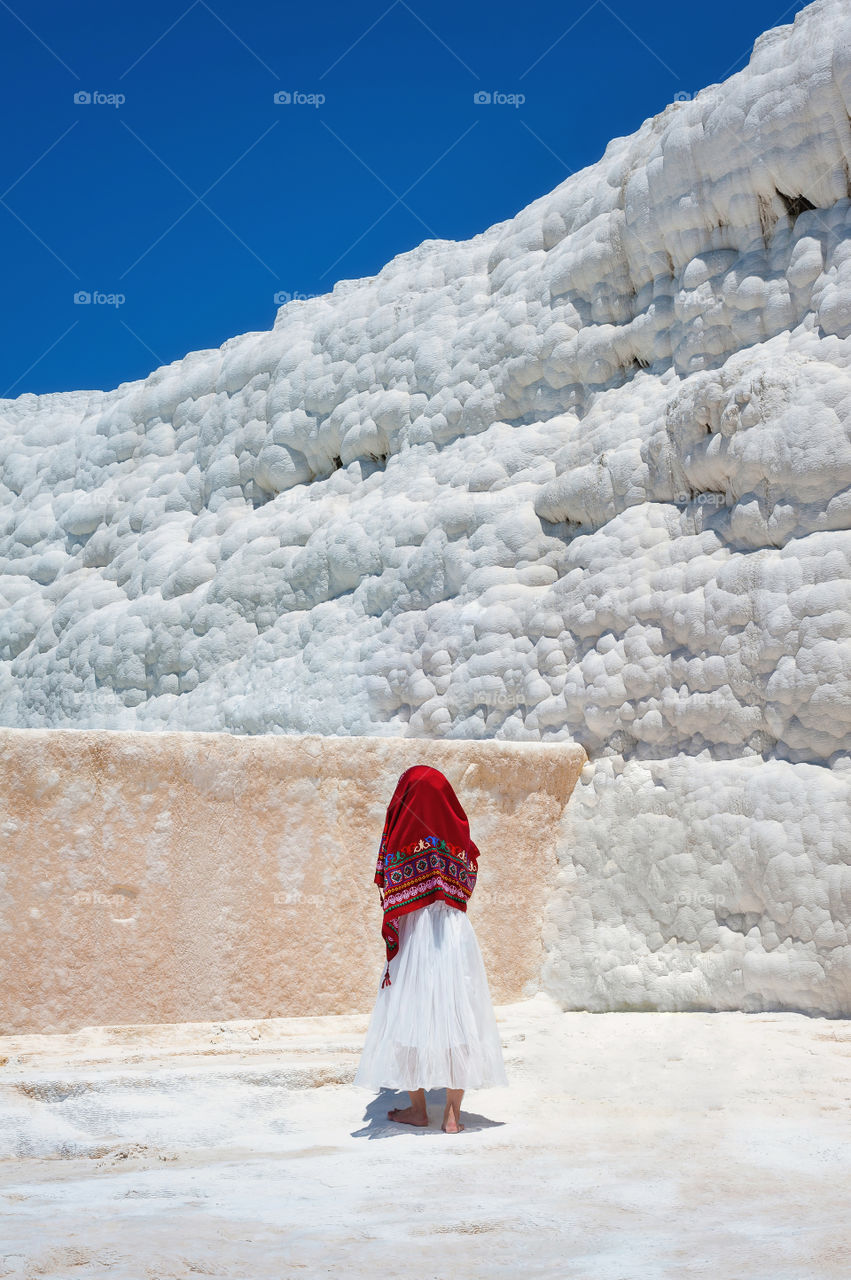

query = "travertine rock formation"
[[2, 0, 849, 1013]]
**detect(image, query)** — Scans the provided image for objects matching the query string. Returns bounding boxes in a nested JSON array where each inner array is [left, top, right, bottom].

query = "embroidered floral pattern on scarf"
[[374, 833, 478, 964], [371, 764, 481, 987]]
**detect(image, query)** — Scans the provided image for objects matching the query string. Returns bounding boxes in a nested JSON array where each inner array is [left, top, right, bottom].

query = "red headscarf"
[[373, 765, 480, 987]]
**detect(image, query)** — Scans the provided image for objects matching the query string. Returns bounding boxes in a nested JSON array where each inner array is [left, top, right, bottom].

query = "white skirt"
[[353, 900, 509, 1092]]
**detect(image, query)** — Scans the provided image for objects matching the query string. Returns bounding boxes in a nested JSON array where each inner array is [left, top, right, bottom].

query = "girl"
[[353, 765, 509, 1133]]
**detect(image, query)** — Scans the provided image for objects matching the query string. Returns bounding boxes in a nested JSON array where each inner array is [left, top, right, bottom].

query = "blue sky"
[[0, 0, 808, 398]]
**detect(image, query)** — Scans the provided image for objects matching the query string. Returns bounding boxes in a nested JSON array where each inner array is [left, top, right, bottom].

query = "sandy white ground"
[[0, 993, 849, 1278]]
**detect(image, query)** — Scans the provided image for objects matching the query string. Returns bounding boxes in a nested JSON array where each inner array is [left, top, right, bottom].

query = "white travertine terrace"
[[1, 0, 850, 1014], [2, 1000, 849, 1277]]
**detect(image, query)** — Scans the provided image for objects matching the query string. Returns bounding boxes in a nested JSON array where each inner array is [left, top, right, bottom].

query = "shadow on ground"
[[352, 1088, 507, 1139]]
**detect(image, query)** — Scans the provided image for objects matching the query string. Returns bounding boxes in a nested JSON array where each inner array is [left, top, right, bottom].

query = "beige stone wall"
[[0, 729, 585, 1034]]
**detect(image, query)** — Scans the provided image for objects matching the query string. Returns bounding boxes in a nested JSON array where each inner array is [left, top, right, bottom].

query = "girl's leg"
[[442, 1088, 464, 1133], [388, 1087, 429, 1126]]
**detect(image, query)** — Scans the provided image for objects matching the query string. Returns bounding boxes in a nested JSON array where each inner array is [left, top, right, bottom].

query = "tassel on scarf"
[[381, 965, 392, 988]]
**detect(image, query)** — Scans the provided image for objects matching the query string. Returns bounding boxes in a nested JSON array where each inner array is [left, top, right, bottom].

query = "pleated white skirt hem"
[[353, 900, 509, 1092]]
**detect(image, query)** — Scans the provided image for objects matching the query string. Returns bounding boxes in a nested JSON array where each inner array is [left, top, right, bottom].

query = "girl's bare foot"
[[387, 1105, 428, 1126], [442, 1087, 464, 1134]]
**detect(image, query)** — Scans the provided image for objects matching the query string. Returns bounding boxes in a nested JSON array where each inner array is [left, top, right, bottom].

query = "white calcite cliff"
[[1, 0, 850, 1014]]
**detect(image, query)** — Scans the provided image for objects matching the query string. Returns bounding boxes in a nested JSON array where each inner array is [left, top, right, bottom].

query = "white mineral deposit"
[[0, 997, 849, 1277]]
